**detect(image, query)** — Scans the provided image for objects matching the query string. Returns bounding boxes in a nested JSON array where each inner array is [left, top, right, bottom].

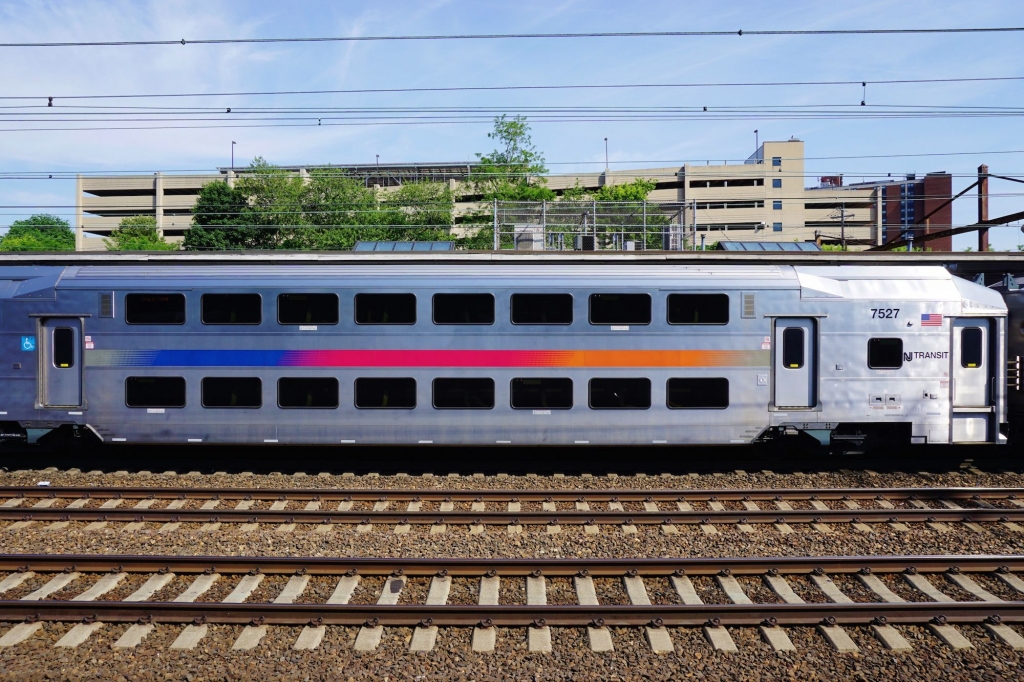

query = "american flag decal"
[[921, 313, 943, 327]]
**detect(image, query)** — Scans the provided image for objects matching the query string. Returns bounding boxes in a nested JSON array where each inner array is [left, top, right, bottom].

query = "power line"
[[3, 75, 1022, 100], [2, 26, 1022, 48]]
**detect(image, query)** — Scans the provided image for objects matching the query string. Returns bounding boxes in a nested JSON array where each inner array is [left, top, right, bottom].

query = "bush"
[[106, 215, 176, 251], [0, 214, 74, 251]]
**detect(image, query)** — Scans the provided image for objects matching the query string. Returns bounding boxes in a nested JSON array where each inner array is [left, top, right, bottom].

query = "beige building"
[[74, 141, 930, 250]]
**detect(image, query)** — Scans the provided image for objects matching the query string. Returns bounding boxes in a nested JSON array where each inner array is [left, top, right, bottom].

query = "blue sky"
[[1, 0, 1022, 249]]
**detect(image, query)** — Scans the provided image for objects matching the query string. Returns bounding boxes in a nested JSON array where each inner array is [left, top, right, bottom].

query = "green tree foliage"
[[105, 215, 176, 251], [185, 159, 455, 251], [549, 178, 665, 250], [470, 115, 555, 201], [0, 214, 75, 251]]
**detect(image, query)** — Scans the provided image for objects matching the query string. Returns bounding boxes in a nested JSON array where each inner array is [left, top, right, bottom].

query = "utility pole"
[[754, 129, 759, 157], [231, 141, 236, 169], [691, 199, 697, 251], [828, 203, 850, 250], [978, 164, 989, 251], [604, 137, 609, 172]]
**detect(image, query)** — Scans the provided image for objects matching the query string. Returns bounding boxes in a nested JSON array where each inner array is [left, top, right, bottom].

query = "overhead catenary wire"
[[2, 26, 1023, 48], [2, 75, 1023, 101]]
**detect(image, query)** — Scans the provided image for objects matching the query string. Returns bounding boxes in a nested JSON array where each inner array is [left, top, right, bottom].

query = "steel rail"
[[3, 601, 1021, 627], [1, 485, 1020, 502], [2, 553, 1021, 576], [3, 506, 1024, 525]]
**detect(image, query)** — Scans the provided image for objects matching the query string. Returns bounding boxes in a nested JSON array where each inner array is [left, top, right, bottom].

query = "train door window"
[[52, 327, 74, 368], [355, 294, 416, 325], [867, 338, 903, 369], [202, 377, 262, 408], [961, 328, 983, 368], [510, 378, 573, 409], [589, 378, 651, 409], [432, 378, 495, 409], [125, 294, 185, 324], [277, 294, 339, 325], [201, 294, 262, 325], [667, 378, 729, 409], [511, 294, 573, 325], [782, 328, 805, 369], [355, 378, 417, 408], [589, 294, 651, 325], [667, 294, 729, 325], [125, 377, 186, 408], [278, 377, 339, 408], [432, 294, 494, 325]]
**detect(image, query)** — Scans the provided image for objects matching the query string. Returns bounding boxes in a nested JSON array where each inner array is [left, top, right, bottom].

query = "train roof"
[[0, 262, 1007, 313]]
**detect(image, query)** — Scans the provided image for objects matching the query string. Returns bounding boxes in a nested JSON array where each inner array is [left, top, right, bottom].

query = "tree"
[[0, 214, 75, 251], [185, 177, 265, 250], [106, 215, 175, 251], [469, 115, 555, 202]]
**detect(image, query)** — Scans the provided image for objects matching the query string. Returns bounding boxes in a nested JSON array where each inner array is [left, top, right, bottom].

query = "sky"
[[0, 0, 1022, 249]]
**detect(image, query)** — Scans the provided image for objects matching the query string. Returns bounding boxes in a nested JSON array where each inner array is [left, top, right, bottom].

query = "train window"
[[961, 328, 983, 368], [867, 338, 903, 369], [589, 378, 651, 409], [667, 378, 729, 409], [277, 377, 339, 408], [511, 294, 573, 325], [432, 378, 495, 409], [432, 294, 494, 325], [125, 293, 185, 325], [355, 378, 417, 409], [201, 377, 262, 408], [667, 294, 729, 325], [355, 294, 416, 325], [201, 294, 262, 325], [589, 294, 651, 325], [510, 378, 573, 409], [277, 294, 339, 325], [53, 328, 74, 368], [782, 328, 804, 369], [125, 377, 186, 408]]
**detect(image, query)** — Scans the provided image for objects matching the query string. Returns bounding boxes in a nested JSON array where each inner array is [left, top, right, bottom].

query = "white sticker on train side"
[[299, 325, 318, 331], [610, 326, 629, 331], [533, 410, 551, 415], [147, 408, 165, 414]]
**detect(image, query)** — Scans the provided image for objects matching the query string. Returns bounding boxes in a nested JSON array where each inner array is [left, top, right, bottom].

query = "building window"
[[511, 294, 573, 325], [960, 328, 983, 368], [773, 200, 782, 210], [278, 377, 339, 408], [782, 328, 805, 369], [432, 294, 495, 325], [589, 293, 651, 325], [201, 377, 262, 408], [667, 378, 729, 409], [53, 327, 74, 368], [126, 377, 186, 408], [510, 378, 573, 409], [355, 294, 416, 325], [772, 178, 782, 188], [667, 294, 729, 325], [433, 378, 495, 409], [589, 378, 651, 409], [772, 157, 782, 167], [867, 338, 903, 370], [773, 222, 783, 232], [201, 294, 262, 325], [125, 294, 185, 325], [278, 294, 339, 325], [354, 378, 417, 408]]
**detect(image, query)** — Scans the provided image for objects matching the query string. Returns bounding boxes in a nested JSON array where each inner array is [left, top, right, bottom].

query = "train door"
[[38, 317, 83, 408], [773, 318, 816, 409], [951, 318, 992, 442]]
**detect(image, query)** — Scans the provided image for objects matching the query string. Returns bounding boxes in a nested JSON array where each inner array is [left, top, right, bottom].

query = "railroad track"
[[1, 554, 1023, 654], [2, 486, 1024, 530]]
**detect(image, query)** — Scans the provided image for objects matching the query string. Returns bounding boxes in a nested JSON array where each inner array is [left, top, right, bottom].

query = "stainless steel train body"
[[0, 263, 1008, 447]]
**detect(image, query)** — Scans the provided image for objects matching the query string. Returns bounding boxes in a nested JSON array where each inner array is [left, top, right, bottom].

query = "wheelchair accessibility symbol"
[[20, 336, 36, 352]]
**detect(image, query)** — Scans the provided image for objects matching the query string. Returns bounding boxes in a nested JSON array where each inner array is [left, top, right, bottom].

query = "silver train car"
[[0, 263, 1008, 449]]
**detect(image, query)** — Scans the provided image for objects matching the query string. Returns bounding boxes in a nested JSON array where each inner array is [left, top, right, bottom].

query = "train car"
[[994, 276, 1024, 442], [0, 262, 1008, 450]]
